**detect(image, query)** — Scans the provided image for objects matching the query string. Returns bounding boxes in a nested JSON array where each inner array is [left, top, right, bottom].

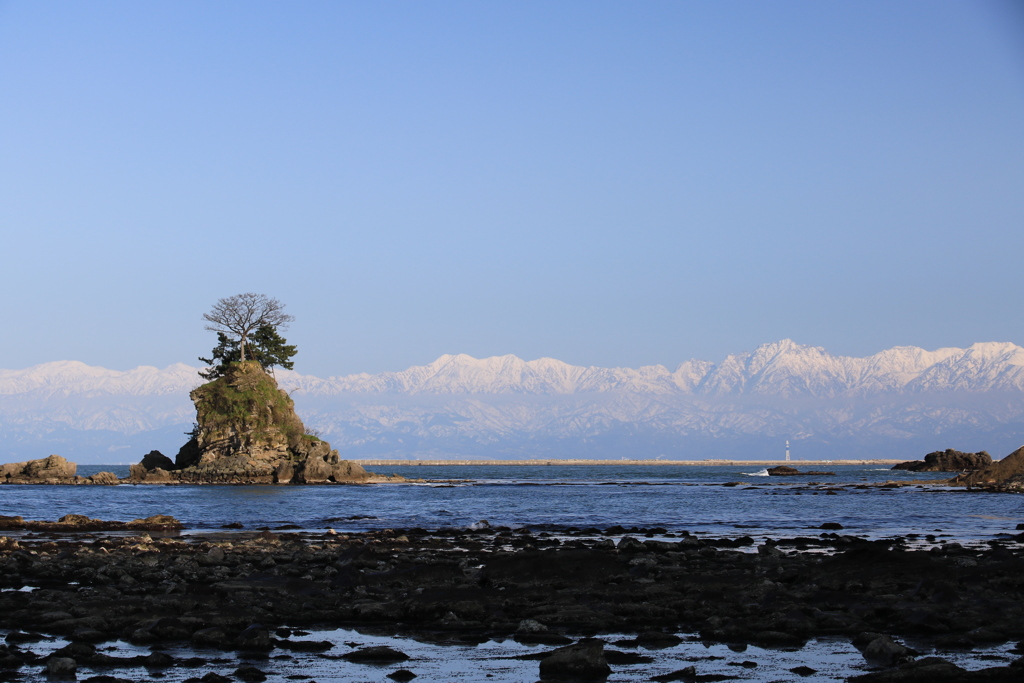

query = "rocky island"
[[129, 361, 400, 485]]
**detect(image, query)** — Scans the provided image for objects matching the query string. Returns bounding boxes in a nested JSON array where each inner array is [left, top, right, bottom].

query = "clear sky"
[[2, 1, 1023, 377]]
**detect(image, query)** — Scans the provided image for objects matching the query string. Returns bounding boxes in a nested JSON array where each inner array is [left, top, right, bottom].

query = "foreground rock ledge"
[[0, 521, 1022, 681]]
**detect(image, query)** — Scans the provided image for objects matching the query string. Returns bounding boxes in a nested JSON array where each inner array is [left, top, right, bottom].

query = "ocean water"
[[0, 464, 1020, 543], [3, 464, 1023, 682]]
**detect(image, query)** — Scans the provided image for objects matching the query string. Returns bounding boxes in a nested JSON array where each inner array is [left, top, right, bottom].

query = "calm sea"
[[0, 464, 1020, 543]]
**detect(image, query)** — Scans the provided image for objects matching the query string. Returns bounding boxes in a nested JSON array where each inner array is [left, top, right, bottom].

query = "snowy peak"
[[3, 341, 1024, 400], [0, 361, 203, 397]]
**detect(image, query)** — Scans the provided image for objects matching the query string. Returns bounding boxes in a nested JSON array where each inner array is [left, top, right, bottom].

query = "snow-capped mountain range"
[[2, 340, 1023, 463]]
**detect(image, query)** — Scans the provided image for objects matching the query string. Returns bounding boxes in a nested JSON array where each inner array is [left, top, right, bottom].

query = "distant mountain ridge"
[[275, 340, 1024, 397], [2, 340, 1023, 463]]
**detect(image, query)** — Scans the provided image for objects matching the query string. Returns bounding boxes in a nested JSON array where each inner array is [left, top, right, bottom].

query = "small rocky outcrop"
[[767, 466, 835, 476], [892, 449, 992, 472], [130, 361, 398, 485], [0, 455, 119, 485], [0, 514, 182, 531], [1, 455, 75, 483], [953, 445, 1024, 488]]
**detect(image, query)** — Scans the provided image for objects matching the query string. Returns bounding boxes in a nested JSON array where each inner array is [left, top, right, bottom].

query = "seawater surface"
[[0, 464, 1020, 543]]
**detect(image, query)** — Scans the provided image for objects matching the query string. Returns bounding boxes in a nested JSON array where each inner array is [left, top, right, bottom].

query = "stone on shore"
[[860, 634, 916, 668], [45, 657, 77, 676], [538, 640, 611, 680]]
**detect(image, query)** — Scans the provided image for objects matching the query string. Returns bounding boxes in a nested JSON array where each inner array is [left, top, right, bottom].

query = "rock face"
[[892, 449, 992, 472], [130, 361, 394, 485], [954, 445, 1024, 488], [0, 455, 76, 482], [0, 455, 117, 485]]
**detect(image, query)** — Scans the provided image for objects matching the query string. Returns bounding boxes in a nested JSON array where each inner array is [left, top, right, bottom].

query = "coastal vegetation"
[[201, 293, 294, 366], [123, 295, 397, 485]]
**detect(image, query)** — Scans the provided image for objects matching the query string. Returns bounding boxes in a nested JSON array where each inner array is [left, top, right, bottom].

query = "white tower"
[[785, 440, 790, 462]]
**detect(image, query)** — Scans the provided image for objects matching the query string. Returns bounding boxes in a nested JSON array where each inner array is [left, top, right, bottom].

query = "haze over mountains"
[[2, 340, 1023, 463]]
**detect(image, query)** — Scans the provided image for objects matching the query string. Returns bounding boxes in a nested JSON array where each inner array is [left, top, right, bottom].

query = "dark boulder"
[[767, 466, 835, 476], [892, 449, 992, 472], [140, 450, 175, 471], [538, 640, 611, 680], [341, 646, 409, 663]]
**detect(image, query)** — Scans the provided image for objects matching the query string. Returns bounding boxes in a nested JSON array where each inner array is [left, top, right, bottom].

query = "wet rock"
[[635, 631, 683, 648], [273, 640, 333, 652], [52, 644, 95, 660], [192, 628, 230, 648], [45, 657, 77, 676], [603, 650, 654, 664], [236, 625, 271, 650], [69, 628, 105, 643], [146, 617, 191, 641], [197, 673, 231, 683], [617, 537, 646, 552], [202, 546, 226, 565], [518, 619, 549, 633], [790, 665, 816, 676], [233, 665, 268, 681], [651, 667, 696, 682], [752, 631, 805, 648], [143, 652, 174, 668], [848, 657, 966, 681], [538, 640, 611, 680], [387, 670, 417, 682], [128, 629, 158, 645], [341, 646, 410, 663], [862, 635, 917, 668]]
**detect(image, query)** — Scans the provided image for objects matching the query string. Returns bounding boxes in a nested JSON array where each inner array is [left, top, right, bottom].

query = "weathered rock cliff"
[[953, 445, 1024, 488], [892, 448, 992, 472], [130, 362, 395, 484]]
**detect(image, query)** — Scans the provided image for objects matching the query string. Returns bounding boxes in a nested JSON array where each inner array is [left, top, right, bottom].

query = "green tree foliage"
[[202, 293, 294, 363], [199, 324, 298, 380]]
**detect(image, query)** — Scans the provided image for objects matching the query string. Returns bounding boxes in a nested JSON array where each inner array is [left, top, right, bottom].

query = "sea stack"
[[130, 361, 393, 484]]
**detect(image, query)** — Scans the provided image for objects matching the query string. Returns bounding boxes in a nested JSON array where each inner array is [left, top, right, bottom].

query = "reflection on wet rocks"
[[0, 520, 1023, 680]]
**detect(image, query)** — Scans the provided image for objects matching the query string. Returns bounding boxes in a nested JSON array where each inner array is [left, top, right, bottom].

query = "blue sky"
[[1, 1, 1022, 376]]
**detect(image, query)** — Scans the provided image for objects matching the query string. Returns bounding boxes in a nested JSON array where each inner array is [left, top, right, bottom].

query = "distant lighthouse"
[[785, 440, 790, 462]]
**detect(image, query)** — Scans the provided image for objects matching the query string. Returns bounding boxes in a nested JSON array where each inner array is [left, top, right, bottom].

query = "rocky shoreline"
[[1, 516, 1023, 681]]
